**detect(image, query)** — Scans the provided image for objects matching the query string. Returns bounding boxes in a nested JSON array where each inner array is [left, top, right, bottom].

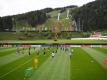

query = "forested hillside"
[[72, 0, 107, 31], [0, 10, 48, 31], [0, 5, 76, 32], [0, 0, 107, 32]]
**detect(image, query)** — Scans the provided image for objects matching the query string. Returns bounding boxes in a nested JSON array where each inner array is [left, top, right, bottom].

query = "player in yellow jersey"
[[33, 56, 39, 69]]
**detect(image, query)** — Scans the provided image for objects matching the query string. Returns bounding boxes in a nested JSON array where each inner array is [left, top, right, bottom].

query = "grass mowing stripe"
[[30, 48, 70, 80], [0, 57, 33, 79], [52, 49, 70, 80], [31, 47, 56, 79], [71, 48, 107, 80], [0, 47, 39, 57], [49, 49, 65, 80], [30, 55, 55, 80], [82, 48, 107, 70], [0, 48, 39, 66], [55, 49, 70, 80], [30, 49, 61, 80], [0, 49, 28, 66], [0, 47, 29, 57], [0, 48, 18, 57], [0, 48, 16, 52], [0, 49, 17, 57], [93, 48, 107, 55], [0, 48, 39, 76], [0, 49, 36, 76], [0, 47, 52, 80], [0, 47, 10, 50], [66, 54, 70, 80]]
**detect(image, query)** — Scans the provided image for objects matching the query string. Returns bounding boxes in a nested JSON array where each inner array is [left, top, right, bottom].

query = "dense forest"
[[0, 10, 48, 31], [0, 16, 13, 31], [72, 0, 107, 31]]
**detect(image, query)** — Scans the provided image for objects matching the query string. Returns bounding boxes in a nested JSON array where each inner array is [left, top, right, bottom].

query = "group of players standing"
[[16, 46, 74, 59]]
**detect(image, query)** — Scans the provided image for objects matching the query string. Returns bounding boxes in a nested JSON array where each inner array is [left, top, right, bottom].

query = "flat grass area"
[[0, 47, 53, 80], [0, 47, 107, 80], [94, 48, 107, 55], [0, 48, 19, 57], [0, 39, 107, 44], [71, 48, 107, 80], [30, 48, 70, 80]]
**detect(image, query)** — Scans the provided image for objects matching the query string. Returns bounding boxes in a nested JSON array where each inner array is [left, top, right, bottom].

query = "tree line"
[[0, 5, 77, 32], [72, 0, 107, 31], [0, 10, 48, 31]]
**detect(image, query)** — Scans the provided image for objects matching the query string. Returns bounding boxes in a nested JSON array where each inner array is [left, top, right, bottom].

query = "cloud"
[[0, 0, 95, 17]]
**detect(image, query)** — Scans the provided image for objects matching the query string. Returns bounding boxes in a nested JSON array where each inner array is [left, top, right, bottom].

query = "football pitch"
[[0, 47, 107, 80]]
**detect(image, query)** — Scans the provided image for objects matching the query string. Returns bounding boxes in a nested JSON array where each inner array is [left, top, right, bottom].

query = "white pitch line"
[[0, 58, 33, 79]]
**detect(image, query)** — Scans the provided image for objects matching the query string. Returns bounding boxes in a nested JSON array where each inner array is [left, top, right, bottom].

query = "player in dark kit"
[[28, 48, 31, 55]]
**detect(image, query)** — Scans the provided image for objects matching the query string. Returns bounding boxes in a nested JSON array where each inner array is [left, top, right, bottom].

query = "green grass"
[[47, 10, 60, 18], [0, 39, 107, 44], [0, 48, 18, 57], [94, 48, 107, 55], [0, 47, 11, 50], [30, 48, 70, 80], [71, 48, 107, 80], [0, 47, 107, 80], [82, 48, 107, 70], [0, 32, 24, 40], [0, 47, 52, 80]]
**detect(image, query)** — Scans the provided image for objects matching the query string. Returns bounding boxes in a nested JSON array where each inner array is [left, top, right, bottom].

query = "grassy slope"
[[71, 48, 107, 80], [47, 9, 71, 27]]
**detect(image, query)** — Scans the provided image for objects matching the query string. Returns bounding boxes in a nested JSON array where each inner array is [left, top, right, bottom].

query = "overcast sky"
[[0, 0, 95, 17]]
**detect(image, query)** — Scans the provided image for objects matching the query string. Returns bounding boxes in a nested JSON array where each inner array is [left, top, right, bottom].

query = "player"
[[51, 52, 55, 58], [24, 67, 33, 80], [16, 46, 20, 55], [44, 51, 46, 55], [71, 49, 74, 53], [22, 48, 24, 54], [33, 57, 39, 69], [69, 52, 72, 59], [37, 51, 39, 55], [28, 48, 31, 55]]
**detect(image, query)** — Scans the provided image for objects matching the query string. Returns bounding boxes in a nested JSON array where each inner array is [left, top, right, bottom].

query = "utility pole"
[[81, 20, 84, 32], [57, 13, 60, 21], [66, 9, 69, 19], [74, 20, 78, 31], [78, 18, 81, 32], [12, 17, 16, 31]]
